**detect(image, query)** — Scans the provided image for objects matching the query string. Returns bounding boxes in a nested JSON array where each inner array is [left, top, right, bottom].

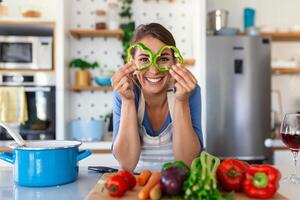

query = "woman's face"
[[134, 36, 174, 94]]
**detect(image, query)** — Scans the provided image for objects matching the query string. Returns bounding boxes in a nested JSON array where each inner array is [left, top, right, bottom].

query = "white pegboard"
[[69, 0, 200, 121], [132, 0, 195, 57]]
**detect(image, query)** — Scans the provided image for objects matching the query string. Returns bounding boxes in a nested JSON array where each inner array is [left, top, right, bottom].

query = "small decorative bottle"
[[95, 9, 107, 29]]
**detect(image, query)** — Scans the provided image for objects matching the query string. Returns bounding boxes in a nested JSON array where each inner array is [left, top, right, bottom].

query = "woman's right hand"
[[111, 62, 136, 100]]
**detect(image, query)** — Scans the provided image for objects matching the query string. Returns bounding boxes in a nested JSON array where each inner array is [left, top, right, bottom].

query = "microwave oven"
[[0, 36, 52, 70]]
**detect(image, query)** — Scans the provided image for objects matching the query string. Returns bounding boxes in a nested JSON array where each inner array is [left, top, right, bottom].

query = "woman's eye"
[[138, 57, 149, 63], [158, 57, 170, 62]]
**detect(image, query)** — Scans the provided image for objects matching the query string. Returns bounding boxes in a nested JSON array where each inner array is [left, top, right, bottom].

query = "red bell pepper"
[[243, 164, 281, 199], [217, 158, 249, 191], [105, 174, 128, 197], [118, 169, 136, 190]]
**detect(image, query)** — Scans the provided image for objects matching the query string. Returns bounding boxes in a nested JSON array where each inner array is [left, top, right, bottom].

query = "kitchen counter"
[[0, 167, 100, 200], [0, 165, 299, 200]]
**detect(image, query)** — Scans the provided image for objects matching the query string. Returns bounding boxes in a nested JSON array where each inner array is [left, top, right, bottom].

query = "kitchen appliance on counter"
[[0, 73, 56, 140], [0, 24, 53, 70], [208, 9, 229, 33], [206, 36, 272, 163]]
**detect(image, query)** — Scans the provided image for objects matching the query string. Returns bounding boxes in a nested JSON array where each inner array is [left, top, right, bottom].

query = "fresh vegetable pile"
[[101, 151, 281, 199]]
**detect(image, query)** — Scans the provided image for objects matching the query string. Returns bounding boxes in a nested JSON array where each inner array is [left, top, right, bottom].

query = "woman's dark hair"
[[131, 23, 176, 46]]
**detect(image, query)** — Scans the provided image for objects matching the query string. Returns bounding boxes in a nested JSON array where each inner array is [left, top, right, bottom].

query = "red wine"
[[281, 133, 300, 151]]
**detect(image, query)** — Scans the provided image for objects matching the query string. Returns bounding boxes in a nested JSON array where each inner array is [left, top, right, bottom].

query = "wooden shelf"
[[260, 32, 300, 41], [70, 29, 123, 39], [272, 67, 300, 74], [70, 85, 113, 92], [183, 58, 196, 66], [0, 20, 55, 26], [240, 32, 300, 41]]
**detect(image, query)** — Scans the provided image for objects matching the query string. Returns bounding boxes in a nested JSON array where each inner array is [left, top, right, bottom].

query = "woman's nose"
[[148, 65, 159, 74]]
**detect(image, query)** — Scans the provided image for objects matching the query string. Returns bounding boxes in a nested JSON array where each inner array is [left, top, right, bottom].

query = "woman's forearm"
[[113, 100, 141, 171], [173, 99, 201, 165]]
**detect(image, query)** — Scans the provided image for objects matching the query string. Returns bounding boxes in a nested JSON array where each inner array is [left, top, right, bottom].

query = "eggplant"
[[160, 165, 188, 196]]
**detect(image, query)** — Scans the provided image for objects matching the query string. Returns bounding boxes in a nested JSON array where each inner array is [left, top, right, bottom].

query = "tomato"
[[105, 174, 128, 197], [217, 158, 249, 191], [118, 169, 136, 190]]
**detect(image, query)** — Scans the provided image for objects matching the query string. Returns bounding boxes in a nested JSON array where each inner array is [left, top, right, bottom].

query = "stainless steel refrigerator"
[[206, 36, 272, 163]]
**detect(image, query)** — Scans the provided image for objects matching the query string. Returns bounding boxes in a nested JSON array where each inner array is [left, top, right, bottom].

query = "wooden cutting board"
[[86, 173, 287, 200]]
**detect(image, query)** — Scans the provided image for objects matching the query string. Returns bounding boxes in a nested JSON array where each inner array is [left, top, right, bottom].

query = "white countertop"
[[0, 167, 100, 200]]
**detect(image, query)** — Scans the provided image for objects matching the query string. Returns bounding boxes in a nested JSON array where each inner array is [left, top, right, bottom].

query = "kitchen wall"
[[0, 0, 206, 140], [207, 0, 300, 118], [66, 0, 206, 139]]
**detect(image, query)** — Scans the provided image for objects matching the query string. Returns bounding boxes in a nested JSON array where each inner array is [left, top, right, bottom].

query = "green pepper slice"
[[126, 42, 184, 72]]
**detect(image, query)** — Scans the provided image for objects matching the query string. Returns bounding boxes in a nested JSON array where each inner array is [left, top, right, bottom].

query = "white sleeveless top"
[[137, 92, 175, 170]]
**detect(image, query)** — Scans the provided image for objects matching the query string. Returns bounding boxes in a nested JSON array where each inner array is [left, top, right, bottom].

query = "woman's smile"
[[139, 70, 170, 92], [145, 76, 164, 84]]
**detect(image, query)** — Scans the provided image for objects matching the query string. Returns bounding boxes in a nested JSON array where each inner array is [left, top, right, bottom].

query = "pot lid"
[[9, 140, 82, 150]]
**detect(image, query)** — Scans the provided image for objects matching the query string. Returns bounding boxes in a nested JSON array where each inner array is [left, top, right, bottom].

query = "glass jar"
[[107, 2, 119, 30], [0, 2, 9, 17], [95, 9, 107, 29]]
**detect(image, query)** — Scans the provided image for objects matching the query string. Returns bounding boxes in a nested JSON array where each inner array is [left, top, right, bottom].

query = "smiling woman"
[[111, 23, 203, 171]]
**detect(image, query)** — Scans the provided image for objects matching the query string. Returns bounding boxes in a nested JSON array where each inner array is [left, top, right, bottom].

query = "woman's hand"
[[169, 64, 197, 101], [111, 62, 136, 100]]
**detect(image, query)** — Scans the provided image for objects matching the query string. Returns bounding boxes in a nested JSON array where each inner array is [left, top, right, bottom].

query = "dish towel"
[[0, 87, 28, 125]]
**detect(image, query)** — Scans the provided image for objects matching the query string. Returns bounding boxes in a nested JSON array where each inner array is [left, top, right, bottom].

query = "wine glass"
[[280, 113, 300, 184]]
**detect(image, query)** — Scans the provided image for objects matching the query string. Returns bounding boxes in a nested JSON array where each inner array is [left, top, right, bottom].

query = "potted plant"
[[69, 58, 99, 87], [0, 0, 9, 17]]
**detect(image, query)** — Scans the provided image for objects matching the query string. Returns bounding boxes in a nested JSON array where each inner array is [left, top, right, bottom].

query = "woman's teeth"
[[146, 77, 163, 83]]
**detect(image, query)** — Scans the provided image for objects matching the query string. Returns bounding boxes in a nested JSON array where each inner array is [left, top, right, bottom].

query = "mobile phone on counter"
[[88, 166, 140, 175], [88, 166, 118, 173]]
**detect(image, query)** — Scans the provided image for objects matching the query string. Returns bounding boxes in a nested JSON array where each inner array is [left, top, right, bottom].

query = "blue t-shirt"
[[112, 85, 203, 148]]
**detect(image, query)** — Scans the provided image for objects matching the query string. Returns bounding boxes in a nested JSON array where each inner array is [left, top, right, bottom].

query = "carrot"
[[138, 172, 161, 200], [136, 169, 152, 186], [149, 183, 162, 200]]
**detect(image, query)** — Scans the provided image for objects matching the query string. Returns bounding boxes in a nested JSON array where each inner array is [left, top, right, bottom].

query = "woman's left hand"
[[169, 64, 197, 101]]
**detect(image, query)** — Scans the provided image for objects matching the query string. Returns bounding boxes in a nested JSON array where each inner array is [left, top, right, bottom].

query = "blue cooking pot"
[[0, 140, 91, 187]]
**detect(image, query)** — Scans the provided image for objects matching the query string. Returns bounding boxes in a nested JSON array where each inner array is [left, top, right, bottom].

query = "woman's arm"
[[173, 98, 201, 165], [111, 62, 141, 171], [113, 99, 140, 171], [170, 65, 202, 165]]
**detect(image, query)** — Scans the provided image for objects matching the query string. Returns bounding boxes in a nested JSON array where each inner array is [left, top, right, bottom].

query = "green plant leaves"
[[69, 58, 99, 70]]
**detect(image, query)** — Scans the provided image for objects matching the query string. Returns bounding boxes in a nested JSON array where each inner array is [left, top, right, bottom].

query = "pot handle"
[[0, 152, 14, 164], [77, 150, 92, 162]]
